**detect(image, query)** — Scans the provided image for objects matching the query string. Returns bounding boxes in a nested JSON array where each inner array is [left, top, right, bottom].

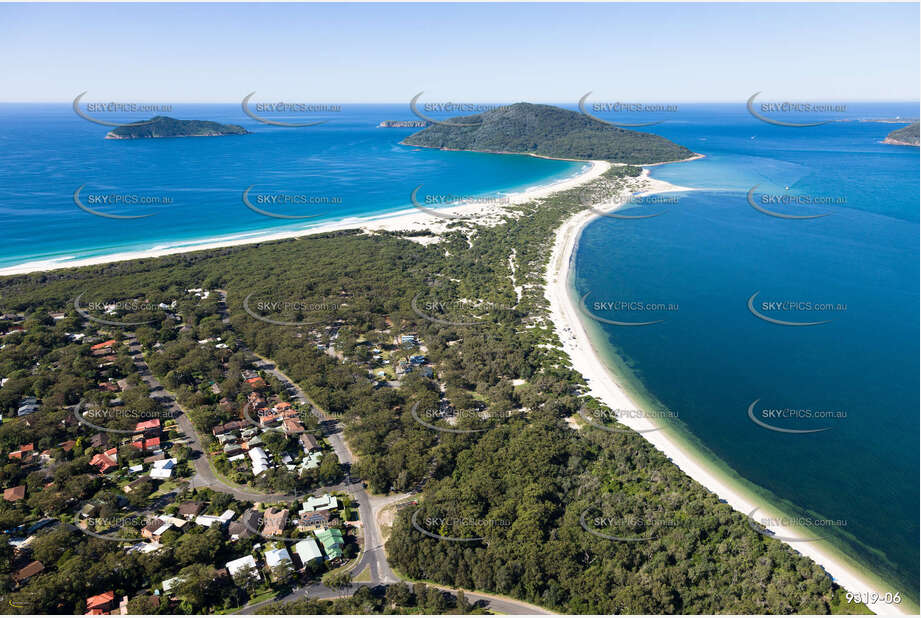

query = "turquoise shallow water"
[[0, 103, 582, 269], [572, 103, 919, 601]]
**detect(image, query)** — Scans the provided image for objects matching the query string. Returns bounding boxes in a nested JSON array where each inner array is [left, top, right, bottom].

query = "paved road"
[[126, 308, 551, 616]]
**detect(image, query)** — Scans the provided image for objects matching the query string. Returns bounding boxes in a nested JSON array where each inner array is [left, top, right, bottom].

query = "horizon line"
[[2, 99, 920, 105]]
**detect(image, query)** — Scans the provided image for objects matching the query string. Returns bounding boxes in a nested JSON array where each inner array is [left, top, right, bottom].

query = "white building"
[[150, 458, 176, 480], [225, 554, 260, 583]]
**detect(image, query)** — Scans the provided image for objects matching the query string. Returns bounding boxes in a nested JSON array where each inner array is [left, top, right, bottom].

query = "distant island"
[[403, 102, 695, 164], [884, 122, 919, 146], [105, 116, 248, 139], [378, 120, 428, 128]]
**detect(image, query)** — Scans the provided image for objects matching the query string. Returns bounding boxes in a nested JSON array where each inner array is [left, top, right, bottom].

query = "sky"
[[0, 2, 918, 103]]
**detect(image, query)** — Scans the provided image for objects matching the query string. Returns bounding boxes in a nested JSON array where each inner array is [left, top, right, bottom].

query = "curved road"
[[125, 314, 551, 615]]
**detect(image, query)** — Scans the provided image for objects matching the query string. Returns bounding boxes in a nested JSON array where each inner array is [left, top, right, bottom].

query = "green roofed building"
[[314, 528, 344, 560]]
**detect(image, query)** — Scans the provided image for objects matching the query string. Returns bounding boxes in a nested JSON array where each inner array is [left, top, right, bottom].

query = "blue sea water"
[[0, 103, 582, 269], [1, 100, 918, 602], [571, 103, 919, 601]]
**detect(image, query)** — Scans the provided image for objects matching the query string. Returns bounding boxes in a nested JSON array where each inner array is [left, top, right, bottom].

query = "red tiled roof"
[[3, 486, 25, 501], [90, 453, 117, 473], [90, 339, 116, 351], [86, 591, 115, 610], [135, 419, 161, 432]]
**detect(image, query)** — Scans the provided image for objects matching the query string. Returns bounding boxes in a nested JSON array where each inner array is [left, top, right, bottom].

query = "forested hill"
[[403, 102, 695, 164], [884, 121, 920, 146], [105, 116, 248, 139]]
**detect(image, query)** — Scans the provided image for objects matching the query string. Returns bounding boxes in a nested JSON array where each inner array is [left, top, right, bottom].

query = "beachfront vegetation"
[[403, 102, 694, 164], [0, 164, 868, 614]]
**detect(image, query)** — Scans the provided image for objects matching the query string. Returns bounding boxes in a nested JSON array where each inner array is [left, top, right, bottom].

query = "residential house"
[[135, 419, 161, 435], [299, 434, 319, 453], [149, 458, 176, 480], [228, 508, 260, 541], [13, 560, 44, 584], [141, 519, 172, 542], [3, 486, 26, 502], [248, 447, 270, 476], [264, 547, 293, 572], [315, 528, 344, 560], [85, 590, 116, 615], [302, 494, 338, 513], [90, 453, 117, 474], [225, 555, 260, 583], [282, 418, 304, 434], [130, 437, 160, 453], [298, 510, 330, 530], [124, 476, 152, 494], [261, 508, 288, 537], [195, 510, 235, 528], [293, 538, 323, 567], [177, 502, 203, 520]]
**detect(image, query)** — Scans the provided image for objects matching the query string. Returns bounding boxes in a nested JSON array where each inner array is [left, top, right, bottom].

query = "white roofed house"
[[150, 457, 177, 479], [293, 538, 323, 567], [195, 509, 236, 528], [264, 546, 293, 581], [248, 447, 270, 476], [225, 554, 261, 583]]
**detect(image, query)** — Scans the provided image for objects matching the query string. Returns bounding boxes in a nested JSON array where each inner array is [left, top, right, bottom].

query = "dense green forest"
[[403, 103, 694, 163], [0, 166, 866, 613], [105, 116, 248, 139], [885, 121, 920, 145]]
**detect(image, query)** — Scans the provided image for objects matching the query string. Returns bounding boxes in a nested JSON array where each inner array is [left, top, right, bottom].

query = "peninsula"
[[884, 121, 920, 146], [403, 102, 695, 164], [105, 116, 249, 139]]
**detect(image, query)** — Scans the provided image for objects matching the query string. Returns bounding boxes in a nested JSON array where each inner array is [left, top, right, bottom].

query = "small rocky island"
[[883, 122, 919, 146], [105, 116, 248, 139]]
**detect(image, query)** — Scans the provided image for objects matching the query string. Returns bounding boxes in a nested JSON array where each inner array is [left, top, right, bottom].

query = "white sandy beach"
[[0, 159, 611, 277], [543, 169, 908, 616], [0, 147, 906, 613]]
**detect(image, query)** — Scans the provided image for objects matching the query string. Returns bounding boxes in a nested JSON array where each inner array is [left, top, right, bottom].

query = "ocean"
[[1, 99, 917, 603], [0, 103, 583, 270], [570, 103, 919, 603]]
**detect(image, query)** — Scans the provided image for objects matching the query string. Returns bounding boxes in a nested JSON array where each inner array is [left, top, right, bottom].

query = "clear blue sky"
[[1, 2, 918, 102]]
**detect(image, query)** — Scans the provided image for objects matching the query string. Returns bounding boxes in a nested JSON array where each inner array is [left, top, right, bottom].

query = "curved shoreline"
[[544, 169, 912, 616], [0, 158, 606, 277]]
